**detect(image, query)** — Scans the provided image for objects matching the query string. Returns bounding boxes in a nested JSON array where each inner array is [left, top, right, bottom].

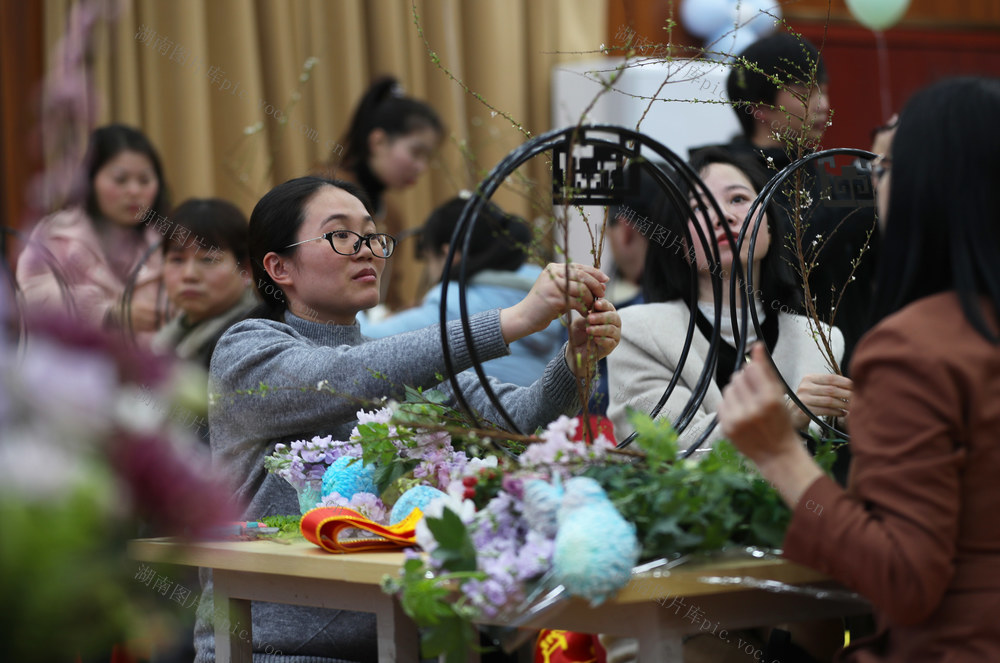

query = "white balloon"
[[680, 0, 736, 39], [845, 0, 910, 31], [706, 24, 758, 61], [738, 0, 783, 36]]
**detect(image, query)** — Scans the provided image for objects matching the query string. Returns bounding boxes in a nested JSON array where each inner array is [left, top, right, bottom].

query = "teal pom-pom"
[[522, 479, 564, 537], [552, 477, 640, 605], [389, 485, 446, 525], [321, 456, 377, 500]]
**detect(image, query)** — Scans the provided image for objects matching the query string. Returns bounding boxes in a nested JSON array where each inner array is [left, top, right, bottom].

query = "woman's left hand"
[[564, 297, 621, 379], [789, 373, 854, 429]]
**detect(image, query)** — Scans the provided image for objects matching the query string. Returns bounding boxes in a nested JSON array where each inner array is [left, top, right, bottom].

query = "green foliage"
[[353, 387, 519, 496], [426, 508, 478, 574], [261, 514, 304, 539], [584, 413, 830, 560], [0, 470, 143, 661], [461, 466, 504, 511], [355, 421, 418, 495], [381, 510, 484, 663]]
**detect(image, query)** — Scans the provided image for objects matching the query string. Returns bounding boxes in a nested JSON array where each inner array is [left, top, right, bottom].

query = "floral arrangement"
[[263, 387, 512, 519], [0, 306, 237, 661], [264, 390, 836, 662]]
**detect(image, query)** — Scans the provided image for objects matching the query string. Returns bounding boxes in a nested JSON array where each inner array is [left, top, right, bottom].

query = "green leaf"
[[426, 509, 477, 573]]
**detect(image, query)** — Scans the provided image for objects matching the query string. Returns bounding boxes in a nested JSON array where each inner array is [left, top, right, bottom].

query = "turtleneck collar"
[[283, 309, 365, 347]]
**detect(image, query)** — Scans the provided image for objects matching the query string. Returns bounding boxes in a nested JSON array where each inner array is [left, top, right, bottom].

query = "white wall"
[[550, 57, 741, 276]]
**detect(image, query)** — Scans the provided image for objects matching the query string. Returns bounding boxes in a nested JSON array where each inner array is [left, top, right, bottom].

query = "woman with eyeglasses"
[[719, 77, 1000, 660], [193, 176, 621, 663]]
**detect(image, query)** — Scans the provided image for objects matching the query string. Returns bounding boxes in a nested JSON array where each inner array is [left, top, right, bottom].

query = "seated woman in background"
[[360, 193, 565, 386], [16, 124, 170, 341], [719, 76, 1000, 662], [325, 75, 444, 309], [194, 176, 621, 663], [607, 148, 852, 447], [152, 198, 258, 369]]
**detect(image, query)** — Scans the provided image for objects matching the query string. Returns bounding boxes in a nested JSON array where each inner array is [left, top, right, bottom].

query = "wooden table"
[[128, 537, 868, 662]]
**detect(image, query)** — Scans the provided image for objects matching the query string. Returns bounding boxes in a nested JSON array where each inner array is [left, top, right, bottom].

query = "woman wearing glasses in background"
[[194, 176, 621, 663], [719, 77, 1000, 660]]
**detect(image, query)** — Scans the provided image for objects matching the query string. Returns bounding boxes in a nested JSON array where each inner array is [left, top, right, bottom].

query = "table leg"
[[636, 632, 683, 662], [635, 606, 684, 663], [375, 593, 420, 663], [214, 572, 253, 663]]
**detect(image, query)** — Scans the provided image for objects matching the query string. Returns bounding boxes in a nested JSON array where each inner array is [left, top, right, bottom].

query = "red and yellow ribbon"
[[300, 506, 422, 553]]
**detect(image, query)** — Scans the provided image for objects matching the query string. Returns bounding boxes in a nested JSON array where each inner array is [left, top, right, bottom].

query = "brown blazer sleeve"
[[782, 318, 966, 626]]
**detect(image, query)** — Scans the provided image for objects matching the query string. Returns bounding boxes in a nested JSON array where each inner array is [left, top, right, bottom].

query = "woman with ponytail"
[[324, 76, 444, 309], [361, 194, 565, 386]]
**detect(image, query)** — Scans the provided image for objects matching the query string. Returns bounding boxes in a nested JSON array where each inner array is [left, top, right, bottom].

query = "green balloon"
[[845, 0, 910, 31]]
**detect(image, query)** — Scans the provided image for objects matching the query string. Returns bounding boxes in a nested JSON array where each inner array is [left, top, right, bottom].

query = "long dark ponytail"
[[335, 76, 443, 170]]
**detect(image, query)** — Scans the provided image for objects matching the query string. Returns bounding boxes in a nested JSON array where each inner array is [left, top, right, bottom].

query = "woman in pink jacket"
[[16, 124, 171, 341]]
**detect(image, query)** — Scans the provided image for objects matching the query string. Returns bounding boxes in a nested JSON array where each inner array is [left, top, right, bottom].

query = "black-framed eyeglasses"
[[285, 230, 397, 258], [872, 155, 892, 183]]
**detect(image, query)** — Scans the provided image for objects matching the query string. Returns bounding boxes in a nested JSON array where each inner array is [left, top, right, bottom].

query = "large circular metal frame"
[[738, 147, 877, 442], [437, 124, 752, 453]]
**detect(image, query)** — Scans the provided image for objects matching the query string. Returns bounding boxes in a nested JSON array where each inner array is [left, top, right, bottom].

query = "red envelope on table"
[[300, 506, 421, 553]]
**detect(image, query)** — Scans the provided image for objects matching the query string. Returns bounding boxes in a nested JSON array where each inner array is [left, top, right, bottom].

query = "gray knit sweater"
[[193, 308, 582, 663]]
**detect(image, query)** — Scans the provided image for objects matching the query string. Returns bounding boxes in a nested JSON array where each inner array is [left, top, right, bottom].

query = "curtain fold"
[[43, 0, 607, 306]]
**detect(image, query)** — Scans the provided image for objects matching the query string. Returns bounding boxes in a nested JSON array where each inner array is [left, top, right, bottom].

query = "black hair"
[[727, 32, 828, 139], [335, 76, 443, 169], [871, 76, 1000, 343], [84, 124, 169, 223], [416, 195, 532, 279], [162, 198, 249, 266], [609, 160, 671, 227], [642, 147, 800, 310], [248, 176, 373, 319]]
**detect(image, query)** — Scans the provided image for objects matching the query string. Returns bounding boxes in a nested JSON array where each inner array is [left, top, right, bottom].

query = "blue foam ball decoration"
[[552, 477, 641, 605], [321, 456, 378, 501], [390, 485, 447, 525], [522, 479, 564, 538]]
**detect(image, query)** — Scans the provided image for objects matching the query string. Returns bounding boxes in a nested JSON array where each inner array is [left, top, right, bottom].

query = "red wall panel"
[[770, 22, 1000, 150]]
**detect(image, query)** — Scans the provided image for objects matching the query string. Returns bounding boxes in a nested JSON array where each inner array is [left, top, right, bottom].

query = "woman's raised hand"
[[499, 263, 609, 343], [789, 373, 854, 429], [565, 297, 622, 379]]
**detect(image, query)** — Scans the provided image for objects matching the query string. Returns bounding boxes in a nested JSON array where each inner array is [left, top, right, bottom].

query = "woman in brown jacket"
[[718, 76, 1000, 661]]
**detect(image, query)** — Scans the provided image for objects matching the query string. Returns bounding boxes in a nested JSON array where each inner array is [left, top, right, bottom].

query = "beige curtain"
[[43, 0, 607, 307]]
